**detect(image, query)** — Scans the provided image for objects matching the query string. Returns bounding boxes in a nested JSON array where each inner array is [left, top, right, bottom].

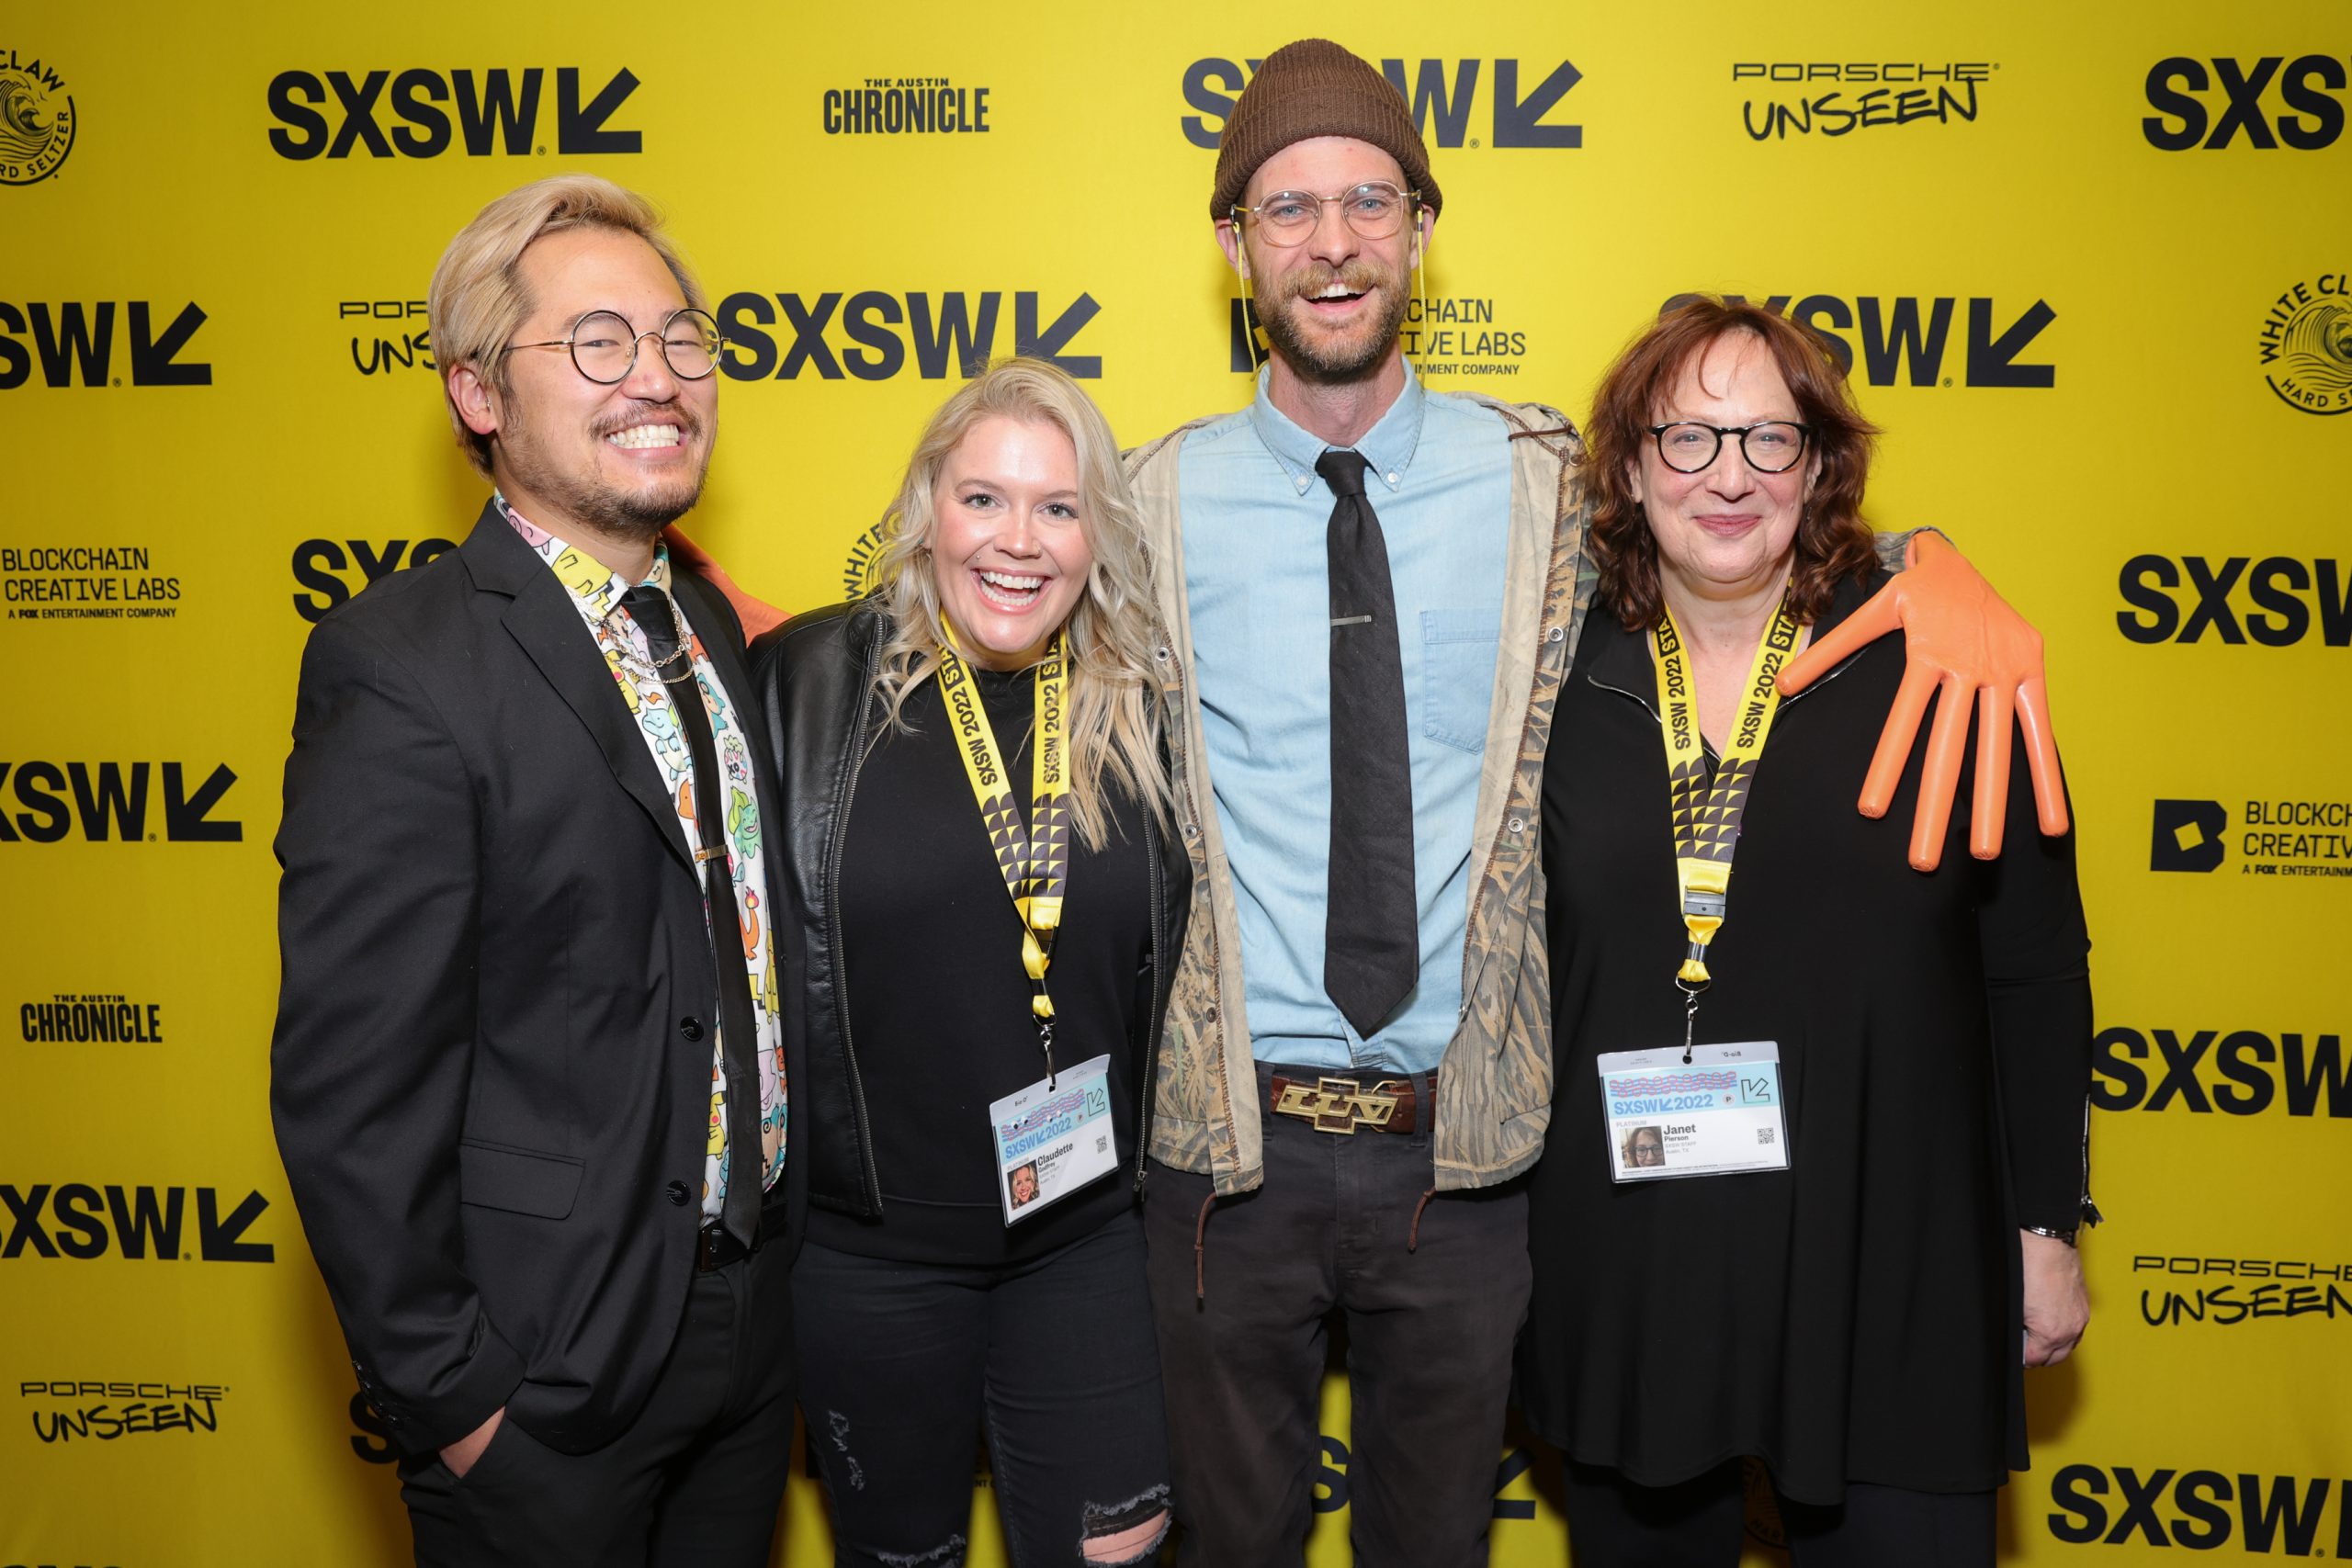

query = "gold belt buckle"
[[1273, 1076, 1399, 1134]]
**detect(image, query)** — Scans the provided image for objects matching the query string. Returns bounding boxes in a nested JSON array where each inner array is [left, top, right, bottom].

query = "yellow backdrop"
[[6, 2, 2348, 1564]]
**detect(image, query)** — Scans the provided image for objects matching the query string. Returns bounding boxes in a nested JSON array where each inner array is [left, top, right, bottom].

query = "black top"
[[1517, 570, 2093, 1504], [812, 660, 1154, 1266]]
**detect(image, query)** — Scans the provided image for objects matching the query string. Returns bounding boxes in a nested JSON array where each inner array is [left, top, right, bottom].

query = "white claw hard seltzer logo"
[[0, 51, 75, 186]]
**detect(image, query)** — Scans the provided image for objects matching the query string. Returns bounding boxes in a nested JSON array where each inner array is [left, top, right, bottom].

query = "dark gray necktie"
[[620, 584, 765, 1247], [1315, 449, 1419, 1039]]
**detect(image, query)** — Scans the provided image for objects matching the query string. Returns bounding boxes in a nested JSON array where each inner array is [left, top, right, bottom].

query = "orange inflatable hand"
[[663, 525, 788, 640], [1775, 532, 2068, 871]]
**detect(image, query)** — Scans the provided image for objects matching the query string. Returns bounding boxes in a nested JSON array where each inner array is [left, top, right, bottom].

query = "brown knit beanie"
[[1209, 39, 1441, 221]]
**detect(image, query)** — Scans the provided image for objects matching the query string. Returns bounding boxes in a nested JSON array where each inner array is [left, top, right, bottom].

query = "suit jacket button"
[[666, 1180, 692, 1206], [679, 1016, 704, 1042]]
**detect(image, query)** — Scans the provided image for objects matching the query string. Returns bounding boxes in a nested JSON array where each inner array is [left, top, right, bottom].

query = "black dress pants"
[[1143, 1062, 1532, 1568], [397, 1234, 796, 1568], [1562, 1459, 1996, 1568]]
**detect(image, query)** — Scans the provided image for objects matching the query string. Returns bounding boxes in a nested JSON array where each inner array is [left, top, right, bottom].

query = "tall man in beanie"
[[1121, 37, 2071, 1568]]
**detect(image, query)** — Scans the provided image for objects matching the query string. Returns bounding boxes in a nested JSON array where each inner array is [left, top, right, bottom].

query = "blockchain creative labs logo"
[[2133, 1251, 2352, 1330], [340, 298, 433, 377], [1226, 293, 1532, 379], [1, 545, 184, 622], [2150, 796, 2352, 879], [1733, 61, 1994, 141], [820, 75, 992, 135], [1, 49, 74, 185], [2257, 274, 2352, 415], [20, 994, 164, 1045], [20, 1378, 231, 1445]]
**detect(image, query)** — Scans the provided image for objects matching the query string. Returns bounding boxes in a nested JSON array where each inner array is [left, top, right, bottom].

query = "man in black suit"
[[270, 175, 802, 1567]]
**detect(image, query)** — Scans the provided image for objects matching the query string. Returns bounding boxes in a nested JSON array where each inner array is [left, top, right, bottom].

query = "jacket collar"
[[458, 498, 757, 874]]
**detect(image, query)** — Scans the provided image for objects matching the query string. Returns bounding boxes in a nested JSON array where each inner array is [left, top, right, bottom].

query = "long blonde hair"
[[868, 358, 1171, 847]]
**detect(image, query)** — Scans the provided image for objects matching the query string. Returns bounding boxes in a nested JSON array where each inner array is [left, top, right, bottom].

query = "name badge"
[[988, 1054, 1118, 1225], [1596, 1041, 1788, 1183]]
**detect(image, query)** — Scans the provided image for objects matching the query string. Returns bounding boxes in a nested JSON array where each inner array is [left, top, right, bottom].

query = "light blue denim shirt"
[[1178, 363, 1512, 1074]]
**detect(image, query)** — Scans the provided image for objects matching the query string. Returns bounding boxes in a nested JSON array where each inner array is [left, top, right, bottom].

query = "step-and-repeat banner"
[[6, 2, 2347, 1563]]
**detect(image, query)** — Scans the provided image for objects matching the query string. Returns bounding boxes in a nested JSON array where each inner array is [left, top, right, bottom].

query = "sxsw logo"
[[0, 762, 242, 843], [2143, 55, 2348, 150], [2050, 1465, 2352, 1553], [0, 1184, 274, 1262], [0, 302, 210, 389], [716, 291, 1101, 380], [1182, 57, 1580, 151], [267, 67, 640, 159], [291, 537, 457, 623], [1659, 291, 2052, 388], [2151, 799, 2226, 872], [2116, 556, 2352, 645], [2092, 1027, 2352, 1116]]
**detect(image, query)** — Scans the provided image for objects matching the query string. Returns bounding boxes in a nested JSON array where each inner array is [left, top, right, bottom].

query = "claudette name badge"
[[1596, 1042, 1788, 1183], [988, 1054, 1117, 1225]]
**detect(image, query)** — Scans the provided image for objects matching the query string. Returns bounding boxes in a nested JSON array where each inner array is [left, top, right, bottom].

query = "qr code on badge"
[[1756, 1127, 1776, 1145], [1096, 1135, 1109, 1155]]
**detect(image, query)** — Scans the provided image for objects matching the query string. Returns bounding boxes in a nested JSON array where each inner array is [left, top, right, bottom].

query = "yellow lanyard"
[[936, 625, 1070, 1075], [1651, 597, 1801, 1040]]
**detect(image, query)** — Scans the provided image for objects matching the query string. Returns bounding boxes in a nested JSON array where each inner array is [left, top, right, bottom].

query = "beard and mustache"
[[1254, 254, 1412, 384], [497, 396, 714, 544]]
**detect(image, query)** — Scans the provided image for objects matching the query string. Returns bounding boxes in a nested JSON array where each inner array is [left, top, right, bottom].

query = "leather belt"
[[1268, 1071, 1434, 1135]]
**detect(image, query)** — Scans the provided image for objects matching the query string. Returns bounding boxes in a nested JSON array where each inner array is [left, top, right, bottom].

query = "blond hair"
[[427, 175, 707, 478], [869, 359, 1172, 847]]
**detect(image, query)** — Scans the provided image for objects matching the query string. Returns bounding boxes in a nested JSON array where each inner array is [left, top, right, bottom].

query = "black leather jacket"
[[750, 598, 1192, 1218]]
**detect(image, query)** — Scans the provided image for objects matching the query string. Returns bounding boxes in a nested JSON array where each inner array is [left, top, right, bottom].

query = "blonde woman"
[[750, 359, 1184, 1568]]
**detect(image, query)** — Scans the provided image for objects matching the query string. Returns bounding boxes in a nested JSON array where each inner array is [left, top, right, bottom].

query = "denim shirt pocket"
[[1419, 607, 1503, 753]]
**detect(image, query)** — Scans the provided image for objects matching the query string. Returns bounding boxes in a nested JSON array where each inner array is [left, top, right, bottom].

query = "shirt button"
[[679, 1016, 704, 1042], [1546, 626, 1566, 644], [665, 1180, 691, 1206], [1508, 817, 1525, 834], [1385, 471, 1398, 485]]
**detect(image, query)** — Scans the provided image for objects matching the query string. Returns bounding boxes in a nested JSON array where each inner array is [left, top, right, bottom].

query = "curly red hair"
[[1581, 298, 1883, 630]]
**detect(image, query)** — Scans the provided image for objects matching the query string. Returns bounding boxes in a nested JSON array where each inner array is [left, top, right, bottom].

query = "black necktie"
[[1315, 449, 1419, 1039], [621, 585, 765, 1247]]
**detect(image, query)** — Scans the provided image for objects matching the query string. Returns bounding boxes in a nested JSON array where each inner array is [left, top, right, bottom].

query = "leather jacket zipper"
[[825, 628, 888, 1215]]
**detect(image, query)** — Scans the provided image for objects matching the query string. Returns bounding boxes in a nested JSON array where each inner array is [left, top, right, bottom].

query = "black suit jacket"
[[269, 500, 807, 1458]]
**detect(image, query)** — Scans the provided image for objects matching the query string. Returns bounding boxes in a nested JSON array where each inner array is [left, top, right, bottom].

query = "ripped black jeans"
[[791, 1210, 1171, 1568]]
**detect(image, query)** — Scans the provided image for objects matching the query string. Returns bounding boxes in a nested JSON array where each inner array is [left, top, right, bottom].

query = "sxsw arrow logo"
[[267, 66, 641, 159], [1660, 291, 2056, 389], [0, 302, 210, 389], [717, 290, 1102, 380], [0, 1184, 276, 1262], [0, 761, 243, 843], [1182, 57, 1582, 151]]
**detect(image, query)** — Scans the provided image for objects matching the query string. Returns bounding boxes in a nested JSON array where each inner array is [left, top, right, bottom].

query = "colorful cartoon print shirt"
[[499, 497, 786, 1221]]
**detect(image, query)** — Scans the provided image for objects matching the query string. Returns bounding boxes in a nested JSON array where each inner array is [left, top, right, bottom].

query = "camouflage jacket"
[[1124, 396, 1593, 1196]]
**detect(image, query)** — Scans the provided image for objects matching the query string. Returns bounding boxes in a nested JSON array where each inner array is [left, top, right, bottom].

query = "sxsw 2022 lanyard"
[[1652, 595, 1800, 1062], [936, 624, 1070, 1085]]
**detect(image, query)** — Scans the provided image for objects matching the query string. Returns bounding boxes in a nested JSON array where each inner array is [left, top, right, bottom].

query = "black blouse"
[[816, 661, 1154, 1267], [1517, 570, 2093, 1503]]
